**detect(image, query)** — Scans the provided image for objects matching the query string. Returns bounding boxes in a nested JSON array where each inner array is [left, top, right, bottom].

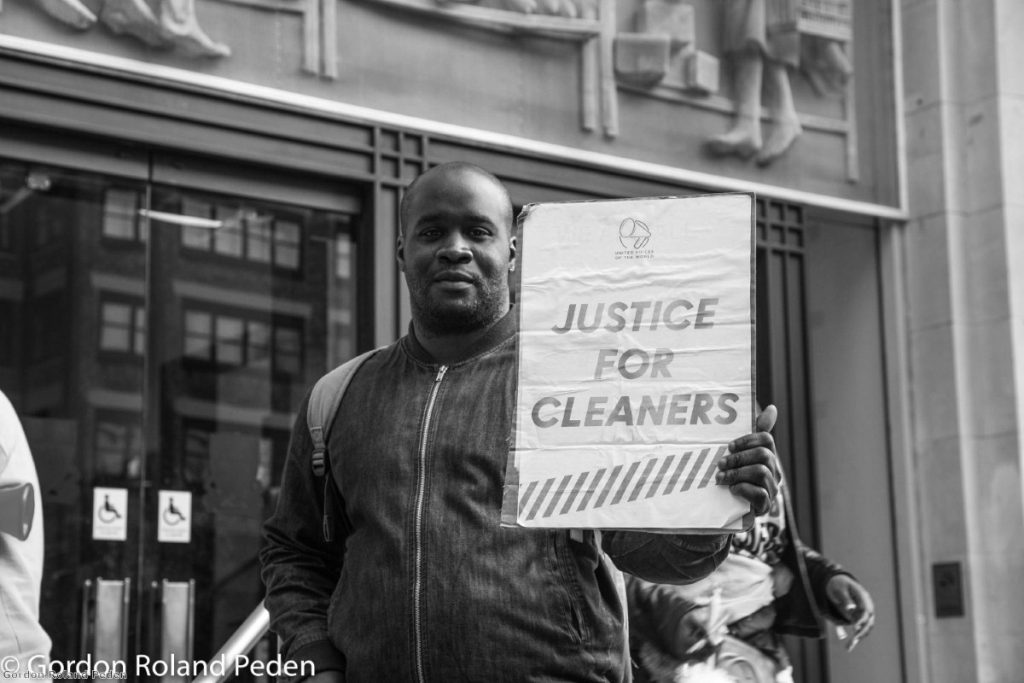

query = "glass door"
[[1, 158, 151, 671], [142, 153, 362, 672], [0, 148, 363, 678]]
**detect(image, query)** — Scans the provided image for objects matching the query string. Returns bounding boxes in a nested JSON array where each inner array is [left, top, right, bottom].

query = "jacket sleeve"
[[798, 541, 855, 623], [625, 574, 704, 660], [260, 393, 348, 674], [601, 530, 730, 584]]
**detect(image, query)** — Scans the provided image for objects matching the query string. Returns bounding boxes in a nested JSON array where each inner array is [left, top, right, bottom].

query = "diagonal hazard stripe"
[[628, 458, 660, 503], [611, 461, 642, 506], [700, 448, 726, 487], [647, 454, 676, 499], [577, 468, 605, 512], [518, 480, 539, 518], [526, 477, 555, 521], [664, 450, 692, 495], [594, 464, 623, 509], [543, 474, 574, 518], [518, 445, 729, 521], [681, 448, 710, 492], [561, 471, 590, 515]]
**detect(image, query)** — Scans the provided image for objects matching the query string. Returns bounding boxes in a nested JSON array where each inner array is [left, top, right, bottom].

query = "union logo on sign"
[[618, 218, 651, 250]]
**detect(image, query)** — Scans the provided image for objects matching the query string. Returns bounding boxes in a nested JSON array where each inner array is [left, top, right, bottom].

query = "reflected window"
[[247, 215, 272, 263], [183, 426, 212, 486], [103, 188, 147, 242], [246, 320, 271, 370], [95, 412, 143, 478], [183, 306, 303, 375], [184, 310, 213, 360], [100, 298, 146, 355], [214, 205, 244, 257], [273, 325, 302, 376], [275, 220, 300, 269], [181, 197, 214, 250], [177, 196, 304, 271], [215, 316, 244, 366]]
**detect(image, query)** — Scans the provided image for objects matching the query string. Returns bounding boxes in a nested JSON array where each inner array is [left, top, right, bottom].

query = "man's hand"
[[666, 607, 716, 662], [827, 574, 875, 650], [716, 404, 781, 515]]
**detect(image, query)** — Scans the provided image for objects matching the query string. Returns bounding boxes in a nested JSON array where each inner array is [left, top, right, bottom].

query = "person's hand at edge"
[[826, 574, 876, 650], [716, 404, 781, 516]]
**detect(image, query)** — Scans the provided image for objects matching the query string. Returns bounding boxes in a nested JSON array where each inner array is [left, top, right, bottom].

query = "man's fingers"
[[719, 446, 776, 472], [726, 481, 775, 516], [728, 430, 776, 455]]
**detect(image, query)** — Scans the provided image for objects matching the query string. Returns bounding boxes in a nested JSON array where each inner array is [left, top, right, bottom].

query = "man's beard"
[[408, 277, 508, 336]]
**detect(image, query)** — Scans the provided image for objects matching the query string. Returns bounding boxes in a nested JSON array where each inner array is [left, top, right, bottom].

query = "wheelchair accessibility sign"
[[92, 487, 128, 541], [157, 490, 192, 543]]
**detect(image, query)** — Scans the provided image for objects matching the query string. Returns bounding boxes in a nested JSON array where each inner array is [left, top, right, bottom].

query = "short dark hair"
[[399, 162, 513, 236]]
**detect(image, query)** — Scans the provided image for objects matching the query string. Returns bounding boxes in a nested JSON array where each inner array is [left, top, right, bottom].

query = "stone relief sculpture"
[[446, 0, 596, 19], [363, 0, 619, 134], [613, 0, 719, 95], [710, 0, 852, 165], [19, 0, 229, 56], [612, 0, 854, 169], [7, 0, 857, 173]]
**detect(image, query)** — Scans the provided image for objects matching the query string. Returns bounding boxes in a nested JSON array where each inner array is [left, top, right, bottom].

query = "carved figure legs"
[[708, 49, 802, 165], [708, 49, 763, 159], [756, 60, 801, 165]]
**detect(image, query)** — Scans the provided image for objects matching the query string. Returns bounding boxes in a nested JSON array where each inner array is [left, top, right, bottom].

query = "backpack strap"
[[307, 348, 380, 541]]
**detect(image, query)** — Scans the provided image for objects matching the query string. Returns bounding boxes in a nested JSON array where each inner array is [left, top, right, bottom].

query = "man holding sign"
[[261, 163, 778, 682]]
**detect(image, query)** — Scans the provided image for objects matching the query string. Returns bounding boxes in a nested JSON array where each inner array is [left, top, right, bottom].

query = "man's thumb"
[[755, 404, 778, 433]]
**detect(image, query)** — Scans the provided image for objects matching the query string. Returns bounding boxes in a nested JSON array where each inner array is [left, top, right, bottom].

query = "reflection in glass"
[[2, 156, 360, 671]]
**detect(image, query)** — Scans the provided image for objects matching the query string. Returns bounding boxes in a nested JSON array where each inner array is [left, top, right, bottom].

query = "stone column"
[[902, 0, 1024, 680]]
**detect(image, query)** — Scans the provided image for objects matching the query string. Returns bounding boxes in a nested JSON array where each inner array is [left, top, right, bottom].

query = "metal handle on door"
[[153, 579, 195, 682], [80, 578, 131, 661]]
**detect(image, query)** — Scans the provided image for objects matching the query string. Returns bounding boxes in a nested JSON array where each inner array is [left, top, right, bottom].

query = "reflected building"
[[0, 160, 359, 663]]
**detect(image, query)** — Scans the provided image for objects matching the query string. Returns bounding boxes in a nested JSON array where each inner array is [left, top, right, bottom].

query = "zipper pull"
[[435, 365, 448, 382]]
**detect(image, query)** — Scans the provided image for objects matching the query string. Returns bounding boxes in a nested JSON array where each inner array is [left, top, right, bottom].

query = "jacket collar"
[[403, 306, 518, 366]]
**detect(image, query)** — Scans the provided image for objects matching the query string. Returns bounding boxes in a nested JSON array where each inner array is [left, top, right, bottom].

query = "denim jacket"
[[260, 310, 731, 682]]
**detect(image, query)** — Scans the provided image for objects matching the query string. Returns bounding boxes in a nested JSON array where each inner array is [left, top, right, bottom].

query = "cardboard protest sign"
[[501, 194, 755, 532]]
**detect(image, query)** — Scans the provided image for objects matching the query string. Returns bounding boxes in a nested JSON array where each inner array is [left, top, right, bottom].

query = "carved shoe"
[[158, 0, 230, 57], [708, 127, 762, 160], [755, 119, 802, 166], [35, 0, 97, 29], [99, 0, 165, 46]]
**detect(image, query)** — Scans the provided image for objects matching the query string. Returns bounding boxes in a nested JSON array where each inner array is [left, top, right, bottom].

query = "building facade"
[[0, 0, 1021, 681]]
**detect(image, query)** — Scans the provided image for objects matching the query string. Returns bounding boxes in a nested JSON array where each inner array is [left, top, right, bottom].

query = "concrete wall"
[[901, 0, 1024, 680]]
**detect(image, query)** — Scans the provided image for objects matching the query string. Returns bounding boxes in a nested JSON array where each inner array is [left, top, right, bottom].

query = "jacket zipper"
[[413, 364, 447, 683]]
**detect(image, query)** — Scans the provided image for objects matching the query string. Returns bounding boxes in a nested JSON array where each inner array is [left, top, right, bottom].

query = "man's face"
[[397, 167, 516, 335]]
